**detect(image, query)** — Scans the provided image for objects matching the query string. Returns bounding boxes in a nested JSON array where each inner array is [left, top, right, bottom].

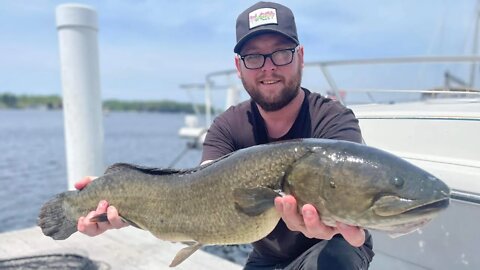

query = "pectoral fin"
[[233, 187, 279, 217], [170, 242, 203, 267], [90, 213, 143, 229]]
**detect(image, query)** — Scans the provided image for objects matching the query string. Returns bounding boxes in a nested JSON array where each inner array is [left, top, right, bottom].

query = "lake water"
[[0, 109, 203, 232]]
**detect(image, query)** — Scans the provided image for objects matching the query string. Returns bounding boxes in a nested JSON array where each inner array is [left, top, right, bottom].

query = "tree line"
[[0, 93, 62, 109], [0, 93, 211, 113]]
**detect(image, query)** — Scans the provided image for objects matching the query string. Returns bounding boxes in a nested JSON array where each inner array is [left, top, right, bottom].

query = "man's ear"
[[235, 55, 242, 78], [298, 45, 305, 68]]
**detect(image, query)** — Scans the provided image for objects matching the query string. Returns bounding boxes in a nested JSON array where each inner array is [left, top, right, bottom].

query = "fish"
[[37, 138, 450, 267]]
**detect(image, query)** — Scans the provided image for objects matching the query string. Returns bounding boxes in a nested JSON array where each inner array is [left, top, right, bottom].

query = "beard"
[[241, 67, 303, 112]]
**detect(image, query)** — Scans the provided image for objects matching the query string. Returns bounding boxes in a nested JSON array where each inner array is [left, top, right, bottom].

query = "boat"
[[177, 55, 480, 269]]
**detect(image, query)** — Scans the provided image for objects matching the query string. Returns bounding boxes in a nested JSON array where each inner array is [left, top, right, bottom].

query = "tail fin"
[[38, 191, 78, 240]]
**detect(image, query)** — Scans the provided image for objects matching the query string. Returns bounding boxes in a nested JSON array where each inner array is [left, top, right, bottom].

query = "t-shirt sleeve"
[[201, 111, 236, 162], [312, 100, 363, 144]]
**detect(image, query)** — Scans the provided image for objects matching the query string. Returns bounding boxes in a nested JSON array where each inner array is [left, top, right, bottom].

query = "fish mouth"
[[373, 195, 450, 217], [371, 198, 449, 236], [385, 218, 432, 238], [401, 198, 449, 215]]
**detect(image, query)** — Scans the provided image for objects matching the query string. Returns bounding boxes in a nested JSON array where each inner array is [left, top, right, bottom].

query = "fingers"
[[276, 196, 338, 240], [274, 196, 284, 212], [107, 206, 128, 229], [77, 200, 114, 237], [74, 176, 97, 190], [301, 204, 337, 239], [276, 196, 364, 246], [336, 222, 365, 247], [78, 211, 103, 237], [95, 200, 114, 232], [275, 196, 305, 231], [74, 176, 128, 237]]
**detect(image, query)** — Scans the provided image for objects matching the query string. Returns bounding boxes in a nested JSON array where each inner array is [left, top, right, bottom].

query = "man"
[[76, 2, 374, 269]]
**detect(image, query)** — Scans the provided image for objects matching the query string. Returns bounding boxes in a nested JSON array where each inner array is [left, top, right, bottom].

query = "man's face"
[[235, 33, 304, 112]]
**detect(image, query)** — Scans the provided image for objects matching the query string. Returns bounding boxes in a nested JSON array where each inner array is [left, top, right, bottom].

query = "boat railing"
[[305, 55, 480, 105], [173, 55, 480, 163], [202, 55, 480, 115]]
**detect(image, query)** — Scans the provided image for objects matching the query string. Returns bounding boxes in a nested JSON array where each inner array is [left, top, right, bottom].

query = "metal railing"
[[200, 55, 480, 124]]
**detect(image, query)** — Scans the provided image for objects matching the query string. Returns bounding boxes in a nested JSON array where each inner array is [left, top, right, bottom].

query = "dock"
[[0, 226, 242, 269]]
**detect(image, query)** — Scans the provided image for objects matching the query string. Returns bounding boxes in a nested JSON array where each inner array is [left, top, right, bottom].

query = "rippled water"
[[0, 110, 202, 233]]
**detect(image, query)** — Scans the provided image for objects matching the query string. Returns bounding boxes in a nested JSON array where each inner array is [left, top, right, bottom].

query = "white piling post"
[[56, 4, 104, 190]]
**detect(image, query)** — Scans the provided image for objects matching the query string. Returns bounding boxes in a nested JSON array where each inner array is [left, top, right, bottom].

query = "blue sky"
[[0, 0, 478, 105]]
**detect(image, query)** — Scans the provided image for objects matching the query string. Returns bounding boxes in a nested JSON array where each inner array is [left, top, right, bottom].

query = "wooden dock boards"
[[0, 226, 242, 270]]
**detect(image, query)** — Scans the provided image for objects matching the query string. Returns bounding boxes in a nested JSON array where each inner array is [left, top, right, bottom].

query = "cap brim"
[[234, 28, 299, 53]]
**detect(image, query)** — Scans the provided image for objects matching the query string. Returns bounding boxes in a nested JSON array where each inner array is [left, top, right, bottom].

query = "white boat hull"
[[351, 99, 480, 270]]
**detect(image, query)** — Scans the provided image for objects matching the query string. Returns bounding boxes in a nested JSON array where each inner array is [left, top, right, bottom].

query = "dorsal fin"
[[103, 151, 236, 176], [104, 163, 182, 176]]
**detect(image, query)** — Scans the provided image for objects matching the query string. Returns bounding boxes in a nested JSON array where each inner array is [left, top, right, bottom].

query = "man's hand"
[[274, 195, 365, 247], [75, 176, 128, 237]]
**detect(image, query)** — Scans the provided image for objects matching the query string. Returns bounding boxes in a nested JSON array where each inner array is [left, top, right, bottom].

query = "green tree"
[[1, 93, 18, 108]]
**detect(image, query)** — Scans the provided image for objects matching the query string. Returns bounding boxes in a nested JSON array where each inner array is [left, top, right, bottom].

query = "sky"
[[0, 0, 478, 106]]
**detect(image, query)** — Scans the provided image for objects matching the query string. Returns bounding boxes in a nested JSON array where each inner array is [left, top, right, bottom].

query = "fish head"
[[285, 140, 450, 235], [364, 155, 450, 235]]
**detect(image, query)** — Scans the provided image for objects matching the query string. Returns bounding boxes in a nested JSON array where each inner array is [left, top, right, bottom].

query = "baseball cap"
[[234, 1, 299, 53]]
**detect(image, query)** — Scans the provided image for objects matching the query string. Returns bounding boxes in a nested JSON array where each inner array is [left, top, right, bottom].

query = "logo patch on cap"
[[248, 8, 277, 29]]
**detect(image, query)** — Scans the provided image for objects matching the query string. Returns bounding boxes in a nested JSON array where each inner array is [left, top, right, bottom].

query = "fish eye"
[[329, 180, 336, 189], [391, 177, 404, 188]]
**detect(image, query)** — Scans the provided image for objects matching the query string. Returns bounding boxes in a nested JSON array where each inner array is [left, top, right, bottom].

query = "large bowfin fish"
[[37, 138, 450, 267]]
